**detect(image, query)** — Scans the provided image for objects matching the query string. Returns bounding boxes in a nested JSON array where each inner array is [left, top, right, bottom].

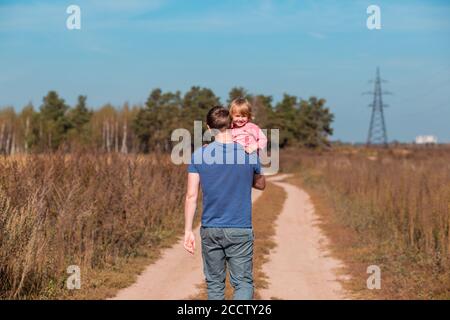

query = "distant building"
[[415, 135, 438, 145]]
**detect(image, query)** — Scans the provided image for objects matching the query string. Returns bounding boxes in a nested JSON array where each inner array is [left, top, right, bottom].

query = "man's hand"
[[184, 173, 199, 254], [184, 230, 196, 254]]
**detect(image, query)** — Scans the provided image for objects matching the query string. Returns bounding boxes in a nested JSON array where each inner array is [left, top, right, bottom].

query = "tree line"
[[0, 87, 334, 154]]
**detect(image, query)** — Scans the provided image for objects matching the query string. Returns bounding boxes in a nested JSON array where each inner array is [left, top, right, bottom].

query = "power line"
[[364, 67, 390, 147]]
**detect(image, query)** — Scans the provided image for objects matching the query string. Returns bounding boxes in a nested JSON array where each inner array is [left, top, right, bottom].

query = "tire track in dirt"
[[259, 174, 348, 299]]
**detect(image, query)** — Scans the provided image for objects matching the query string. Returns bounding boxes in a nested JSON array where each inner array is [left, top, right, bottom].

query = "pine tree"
[[67, 95, 93, 148], [297, 97, 334, 148], [40, 91, 71, 150], [133, 89, 183, 152]]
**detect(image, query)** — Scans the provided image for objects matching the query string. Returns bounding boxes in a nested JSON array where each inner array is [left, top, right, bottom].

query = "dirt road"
[[259, 175, 348, 299], [112, 175, 348, 300]]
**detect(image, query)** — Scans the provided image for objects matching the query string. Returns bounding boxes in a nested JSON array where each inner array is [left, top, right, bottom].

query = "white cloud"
[[89, 0, 166, 13], [0, 0, 168, 31], [307, 32, 326, 39], [0, 3, 61, 31], [382, 2, 450, 31]]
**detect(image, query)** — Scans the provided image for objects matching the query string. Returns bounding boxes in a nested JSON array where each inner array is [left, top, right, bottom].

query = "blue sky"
[[1, 0, 449, 143]]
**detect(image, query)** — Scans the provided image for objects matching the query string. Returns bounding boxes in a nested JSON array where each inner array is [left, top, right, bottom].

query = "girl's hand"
[[245, 145, 257, 154]]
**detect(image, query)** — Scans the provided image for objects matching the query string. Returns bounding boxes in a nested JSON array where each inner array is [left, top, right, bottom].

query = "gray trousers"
[[200, 226, 254, 300]]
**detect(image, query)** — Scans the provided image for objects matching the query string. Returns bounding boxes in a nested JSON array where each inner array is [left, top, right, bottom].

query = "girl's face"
[[232, 112, 249, 128]]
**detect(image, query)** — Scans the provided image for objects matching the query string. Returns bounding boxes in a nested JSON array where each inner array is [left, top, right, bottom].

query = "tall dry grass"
[[0, 152, 185, 299], [282, 146, 450, 298]]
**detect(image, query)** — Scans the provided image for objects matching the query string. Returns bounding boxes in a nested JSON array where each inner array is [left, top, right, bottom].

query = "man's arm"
[[184, 172, 200, 254], [253, 173, 266, 190]]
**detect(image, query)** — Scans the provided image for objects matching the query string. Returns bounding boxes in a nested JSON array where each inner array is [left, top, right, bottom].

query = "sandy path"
[[112, 174, 348, 300], [259, 174, 348, 299], [112, 189, 263, 300]]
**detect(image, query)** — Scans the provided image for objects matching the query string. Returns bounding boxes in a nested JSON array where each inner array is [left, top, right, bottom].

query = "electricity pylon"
[[364, 67, 391, 147]]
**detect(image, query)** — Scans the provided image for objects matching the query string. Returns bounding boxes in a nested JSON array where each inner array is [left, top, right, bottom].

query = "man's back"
[[188, 141, 261, 228]]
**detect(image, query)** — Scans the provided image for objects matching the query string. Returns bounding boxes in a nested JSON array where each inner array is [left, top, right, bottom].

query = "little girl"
[[229, 98, 267, 153]]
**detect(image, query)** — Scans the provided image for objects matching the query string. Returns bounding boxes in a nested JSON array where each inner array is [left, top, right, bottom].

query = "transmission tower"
[[364, 67, 391, 147]]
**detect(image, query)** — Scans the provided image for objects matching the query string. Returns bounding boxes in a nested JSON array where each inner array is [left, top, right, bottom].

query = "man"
[[183, 106, 265, 300]]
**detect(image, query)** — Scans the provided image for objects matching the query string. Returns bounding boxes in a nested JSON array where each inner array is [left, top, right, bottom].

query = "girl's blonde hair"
[[229, 97, 252, 119]]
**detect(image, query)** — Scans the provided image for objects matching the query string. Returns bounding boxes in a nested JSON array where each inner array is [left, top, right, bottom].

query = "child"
[[229, 98, 267, 154]]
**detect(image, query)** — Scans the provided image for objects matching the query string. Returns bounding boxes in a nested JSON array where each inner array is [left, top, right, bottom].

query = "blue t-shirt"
[[188, 141, 261, 228]]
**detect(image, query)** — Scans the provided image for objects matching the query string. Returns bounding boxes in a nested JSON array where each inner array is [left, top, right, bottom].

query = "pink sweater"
[[231, 122, 267, 151]]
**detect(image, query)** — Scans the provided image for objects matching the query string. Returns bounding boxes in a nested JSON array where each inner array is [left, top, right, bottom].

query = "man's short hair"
[[206, 106, 231, 131]]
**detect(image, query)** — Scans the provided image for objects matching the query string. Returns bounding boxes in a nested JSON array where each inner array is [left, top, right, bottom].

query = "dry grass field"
[[1, 146, 449, 299], [0, 152, 186, 299], [281, 146, 450, 299]]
